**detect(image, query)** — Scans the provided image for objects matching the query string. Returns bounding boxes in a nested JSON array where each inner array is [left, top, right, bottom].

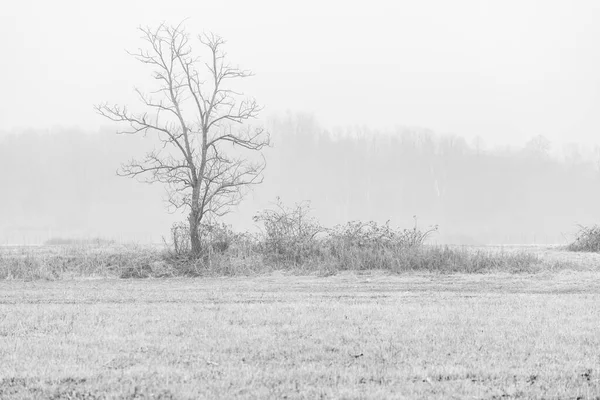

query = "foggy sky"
[[2, 0, 599, 148]]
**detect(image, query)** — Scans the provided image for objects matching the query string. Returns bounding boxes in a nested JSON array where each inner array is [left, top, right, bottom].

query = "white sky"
[[1, 0, 599, 148]]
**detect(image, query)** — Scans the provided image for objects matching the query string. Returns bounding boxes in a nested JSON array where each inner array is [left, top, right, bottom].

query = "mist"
[[1, 118, 599, 245], [1, 1, 600, 245]]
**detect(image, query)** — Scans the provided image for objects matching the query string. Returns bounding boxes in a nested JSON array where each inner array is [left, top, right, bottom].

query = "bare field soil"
[[2, 272, 600, 399]]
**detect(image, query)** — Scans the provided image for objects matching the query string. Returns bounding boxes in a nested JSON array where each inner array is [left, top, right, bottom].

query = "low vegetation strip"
[[3, 202, 597, 280], [1, 276, 599, 399], [0, 243, 565, 280]]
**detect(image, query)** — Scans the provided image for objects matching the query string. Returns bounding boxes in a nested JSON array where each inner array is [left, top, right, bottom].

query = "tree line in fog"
[[1, 115, 599, 245]]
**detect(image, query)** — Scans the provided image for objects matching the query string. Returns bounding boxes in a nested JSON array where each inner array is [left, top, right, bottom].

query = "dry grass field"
[[2, 266, 600, 399]]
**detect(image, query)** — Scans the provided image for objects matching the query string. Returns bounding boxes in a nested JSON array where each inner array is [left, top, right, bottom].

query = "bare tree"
[[95, 22, 270, 256]]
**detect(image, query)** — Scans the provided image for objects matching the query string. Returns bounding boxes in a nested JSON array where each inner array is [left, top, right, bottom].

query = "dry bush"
[[328, 217, 437, 250], [164, 220, 263, 276], [324, 218, 438, 270], [168, 221, 247, 256], [169, 222, 192, 256], [253, 197, 325, 265], [568, 224, 600, 253], [250, 199, 541, 274]]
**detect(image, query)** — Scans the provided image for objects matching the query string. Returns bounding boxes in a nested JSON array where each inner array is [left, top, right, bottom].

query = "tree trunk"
[[189, 210, 201, 256], [188, 185, 202, 256]]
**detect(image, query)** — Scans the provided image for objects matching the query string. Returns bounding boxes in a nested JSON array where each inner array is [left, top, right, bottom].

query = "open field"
[[2, 271, 600, 399]]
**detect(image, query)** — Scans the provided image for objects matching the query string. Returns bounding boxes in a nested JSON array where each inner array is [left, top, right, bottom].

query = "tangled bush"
[[253, 197, 325, 264], [326, 217, 438, 270], [568, 224, 600, 252], [252, 199, 440, 269], [170, 222, 192, 256], [168, 220, 242, 257], [328, 217, 438, 250], [198, 221, 235, 253]]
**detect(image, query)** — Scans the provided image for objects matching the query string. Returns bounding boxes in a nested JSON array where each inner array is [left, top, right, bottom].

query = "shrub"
[[325, 218, 438, 270], [168, 220, 241, 257], [164, 220, 261, 275], [169, 222, 192, 256], [567, 224, 600, 253], [328, 217, 437, 250], [198, 221, 237, 254], [253, 197, 325, 265]]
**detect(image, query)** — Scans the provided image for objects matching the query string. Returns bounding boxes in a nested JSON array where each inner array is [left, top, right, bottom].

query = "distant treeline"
[[258, 114, 600, 245], [1, 115, 599, 244]]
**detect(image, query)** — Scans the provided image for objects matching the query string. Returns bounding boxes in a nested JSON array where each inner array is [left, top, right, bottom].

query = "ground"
[[1, 270, 600, 399]]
